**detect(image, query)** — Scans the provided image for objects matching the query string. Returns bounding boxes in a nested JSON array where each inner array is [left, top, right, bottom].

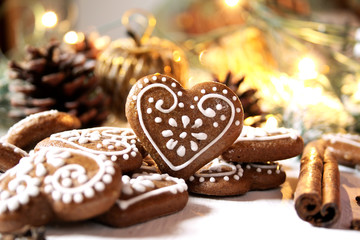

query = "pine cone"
[[8, 41, 109, 127], [214, 72, 266, 126]]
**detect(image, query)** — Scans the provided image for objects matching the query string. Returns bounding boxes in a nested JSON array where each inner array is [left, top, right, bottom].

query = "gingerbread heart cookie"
[[0, 147, 122, 233], [35, 127, 143, 173], [126, 74, 244, 179], [96, 173, 188, 227], [187, 158, 286, 196]]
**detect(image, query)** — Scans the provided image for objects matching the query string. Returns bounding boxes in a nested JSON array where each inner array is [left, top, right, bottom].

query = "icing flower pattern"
[[0, 147, 116, 214], [161, 115, 207, 157], [50, 127, 139, 161]]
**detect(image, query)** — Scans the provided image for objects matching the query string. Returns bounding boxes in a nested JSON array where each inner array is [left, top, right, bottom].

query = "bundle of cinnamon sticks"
[[294, 140, 341, 227]]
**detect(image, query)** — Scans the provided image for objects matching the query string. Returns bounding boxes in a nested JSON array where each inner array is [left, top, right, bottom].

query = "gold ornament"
[[96, 9, 188, 119]]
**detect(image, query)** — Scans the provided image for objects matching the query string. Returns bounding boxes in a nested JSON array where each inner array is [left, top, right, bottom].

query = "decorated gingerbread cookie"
[[0, 147, 122, 233], [187, 158, 286, 196], [126, 74, 244, 179], [96, 173, 188, 227], [322, 133, 360, 167], [0, 141, 28, 172], [222, 125, 303, 163], [2, 110, 81, 151], [35, 127, 143, 173]]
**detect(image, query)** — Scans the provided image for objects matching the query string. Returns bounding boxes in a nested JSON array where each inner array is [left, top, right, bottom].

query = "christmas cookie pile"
[[0, 74, 304, 237]]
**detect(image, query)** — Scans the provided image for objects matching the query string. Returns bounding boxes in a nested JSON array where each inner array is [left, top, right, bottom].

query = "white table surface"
[[46, 157, 360, 240]]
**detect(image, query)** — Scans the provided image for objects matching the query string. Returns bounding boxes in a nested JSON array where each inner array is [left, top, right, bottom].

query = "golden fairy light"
[[297, 57, 318, 80], [224, 0, 240, 8], [63, 31, 79, 44], [41, 11, 58, 28]]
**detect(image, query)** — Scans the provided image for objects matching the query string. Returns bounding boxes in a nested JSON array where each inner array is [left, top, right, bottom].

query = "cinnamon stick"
[[294, 140, 340, 227]]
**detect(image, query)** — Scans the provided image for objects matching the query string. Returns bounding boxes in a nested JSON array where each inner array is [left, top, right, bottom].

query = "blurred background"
[[1, 0, 360, 142]]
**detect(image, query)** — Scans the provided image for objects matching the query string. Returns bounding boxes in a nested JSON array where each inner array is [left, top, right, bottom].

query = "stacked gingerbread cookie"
[[125, 74, 303, 197], [0, 73, 304, 236]]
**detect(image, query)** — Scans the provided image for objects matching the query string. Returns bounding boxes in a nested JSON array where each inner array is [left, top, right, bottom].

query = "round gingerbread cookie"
[[96, 173, 188, 228], [244, 162, 286, 190], [222, 125, 303, 163], [126, 73, 244, 179], [35, 127, 143, 173], [322, 133, 360, 167], [2, 110, 81, 151], [0, 141, 28, 172], [0, 147, 122, 233], [187, 158, 286, 196]]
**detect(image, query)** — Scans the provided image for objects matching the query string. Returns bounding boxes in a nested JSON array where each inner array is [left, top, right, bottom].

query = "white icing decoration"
[[220, 115, 226, 121], [147, 108, 152, 114], [190, 105, 195, 109], [171, 83, 176, 88], [177, 91, 183, 96], [216, 104, 222, 110], [195, 158, 237, 178], [192, 119, 203, 128], [236, 108, 241, 113], [41, 148, 116, 204], [213, 122, 219, 128], [169, 118, 178, 127], [161, 77, 166, 82], [190, 141, 198, 151], [178, 102, 184, 108], [144, 78, 149, 83], [235, 120, 240, 126], [194, 96, 199, 101], [182, 116, 190, 128], [0, 163, 41, 213], [135, 81, 238, 171], [212, 87, 217, 91], [235, 126, 300, 142], [148, 98, 154, 103], [179, 132, 187, 139], [322, 133, 360, 148], [155, 117, 162, 123], [162, 130, 173, 137], [35, 164, 47, 177], [50, 127, 139, 161], [117, 174, 187, 210], [177, 146, 186, 157], [166, 139, 178, 150], [191, 133, 207, 140], [152, 76, 158, 80]]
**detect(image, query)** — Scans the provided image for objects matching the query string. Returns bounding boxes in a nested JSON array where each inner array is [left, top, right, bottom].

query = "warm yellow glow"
[[41, 11, 58, 28], [64, 31, 79, 44], [94, 36, 111, 50], [173, 51, 181, 62], [225, 0, 240, 7], [298, 57, 318, 80]]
